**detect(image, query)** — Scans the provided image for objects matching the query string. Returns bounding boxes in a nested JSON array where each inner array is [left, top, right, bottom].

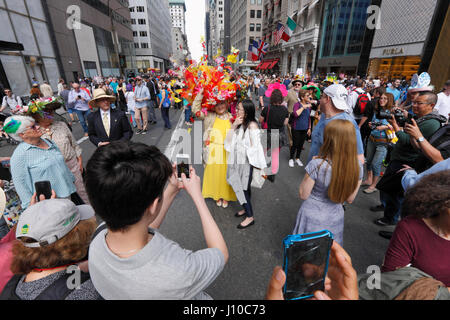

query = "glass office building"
[[317, 0, 371, 76]]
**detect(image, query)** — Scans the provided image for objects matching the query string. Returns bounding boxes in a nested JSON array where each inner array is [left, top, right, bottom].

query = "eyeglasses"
[[411, 101, 429, 106], [26, 124, 39, 131]]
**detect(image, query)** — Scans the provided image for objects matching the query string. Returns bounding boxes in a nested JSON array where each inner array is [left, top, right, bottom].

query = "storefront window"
[[368, 56, 421, 81]]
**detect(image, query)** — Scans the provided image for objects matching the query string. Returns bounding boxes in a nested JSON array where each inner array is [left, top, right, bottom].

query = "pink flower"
[[265, 82, 288, 98]]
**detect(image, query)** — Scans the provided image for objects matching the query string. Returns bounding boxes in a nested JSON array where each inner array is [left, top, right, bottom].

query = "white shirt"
[[125, 91, 136, 112], [100, 109, 111, 124], [434, 92, 450, 120], [347, 88, 371, 117], [1, 95, 22, 113]]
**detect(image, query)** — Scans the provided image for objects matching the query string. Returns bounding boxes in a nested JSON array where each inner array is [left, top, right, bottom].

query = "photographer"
[[362, 93, 395, 194], [374, 92, 446, 227]]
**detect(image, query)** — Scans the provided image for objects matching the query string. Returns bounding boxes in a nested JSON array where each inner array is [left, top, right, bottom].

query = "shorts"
[[67, 108, 75, 114]]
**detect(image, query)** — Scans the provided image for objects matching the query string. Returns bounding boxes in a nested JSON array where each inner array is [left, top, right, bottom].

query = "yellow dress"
[[202, 117, 237, 202]]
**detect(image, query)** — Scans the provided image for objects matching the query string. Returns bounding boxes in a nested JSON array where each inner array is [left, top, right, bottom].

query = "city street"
[[0, 102, 392, 300]]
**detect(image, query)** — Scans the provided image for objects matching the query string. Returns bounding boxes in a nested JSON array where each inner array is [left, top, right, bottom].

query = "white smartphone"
[[176, 154, 190, 181]]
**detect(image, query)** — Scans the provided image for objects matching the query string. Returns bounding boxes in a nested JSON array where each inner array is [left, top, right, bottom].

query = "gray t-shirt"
[[88, 225, 225, 300], [258, 85, 271, 108]]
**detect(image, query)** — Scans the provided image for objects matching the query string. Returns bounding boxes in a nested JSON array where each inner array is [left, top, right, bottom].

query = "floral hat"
[[265, 82, 288, 98], [18, 97, 63, 117]]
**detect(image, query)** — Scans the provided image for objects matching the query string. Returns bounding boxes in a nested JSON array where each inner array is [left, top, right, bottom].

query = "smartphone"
[[35, 181, 52, 201], [283, 230, 334, 300], [176, 154, 190, 180]]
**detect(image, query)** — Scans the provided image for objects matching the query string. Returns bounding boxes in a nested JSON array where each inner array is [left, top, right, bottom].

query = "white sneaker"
[[289, 159, 295, 168], [296, 159, 304, 167]]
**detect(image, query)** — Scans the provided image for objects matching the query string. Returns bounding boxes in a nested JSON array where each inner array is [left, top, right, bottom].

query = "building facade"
[[169, 0, 186, 34], [316, 0, 372, 76], [230, 0, 264, 71], [367, 0, 440, 81], [261, 0, 289, 74], [129, 0, 172, 73], [206, 0, 226, 58], [0, 0, 62, 96], [169, 0, 190, 68], [281, 0, 322, 77]]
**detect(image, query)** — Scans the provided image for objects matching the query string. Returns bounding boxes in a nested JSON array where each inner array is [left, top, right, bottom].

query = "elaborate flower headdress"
[[18, 97, 63, 117], [265, 82, 288, 98]]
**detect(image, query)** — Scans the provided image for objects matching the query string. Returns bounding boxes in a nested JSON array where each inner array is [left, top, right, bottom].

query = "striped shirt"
[[10, 139, 76, 209]]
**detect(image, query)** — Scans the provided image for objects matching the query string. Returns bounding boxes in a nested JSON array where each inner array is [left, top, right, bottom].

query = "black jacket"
[[87, 109, 133, 147]]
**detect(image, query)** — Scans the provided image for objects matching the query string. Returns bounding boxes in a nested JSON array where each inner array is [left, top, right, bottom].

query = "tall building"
[[280, 0, 322, 77], [169, 0, 187, 34], [230, 0, 264, 71], [261, 0, 289, 75], [169, 0, 190, 67], [1, 0, 137, 96], [129, 0, 172, 73], [316, 0, 372, 76], [367, 0, 444, 82], [207, 0, 226, 58]]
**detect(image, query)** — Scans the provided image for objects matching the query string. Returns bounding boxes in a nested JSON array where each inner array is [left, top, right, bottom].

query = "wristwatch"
[[417, 137, 425, 143]]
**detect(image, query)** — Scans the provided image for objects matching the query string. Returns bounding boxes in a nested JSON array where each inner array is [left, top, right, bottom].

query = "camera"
[[369, 121, 384, 130], [377, 109, 413, 127]]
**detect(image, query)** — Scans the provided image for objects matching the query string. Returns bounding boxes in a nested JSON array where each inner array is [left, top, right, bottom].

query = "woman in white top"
[[124, 84, 137, 128], [225, 99, 267, 229]]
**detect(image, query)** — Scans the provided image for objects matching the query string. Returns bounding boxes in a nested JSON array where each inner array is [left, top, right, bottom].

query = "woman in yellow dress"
[[192, 90, 237, 208]]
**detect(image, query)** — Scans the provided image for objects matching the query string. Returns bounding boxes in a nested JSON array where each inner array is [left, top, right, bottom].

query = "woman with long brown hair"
[[362, 92, 395, 193], [293, 120, 363, 245]]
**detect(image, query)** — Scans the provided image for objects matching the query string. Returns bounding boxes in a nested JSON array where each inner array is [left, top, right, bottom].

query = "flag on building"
[[257, 40, 269, 59], [281, 16, 297, 42], [248, 41, 259, 61], [274, 22, 285, 45]]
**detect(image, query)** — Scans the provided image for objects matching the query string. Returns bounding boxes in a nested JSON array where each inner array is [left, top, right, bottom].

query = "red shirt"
[[382, 216, 450, 286], [0, 228, 16, 292]]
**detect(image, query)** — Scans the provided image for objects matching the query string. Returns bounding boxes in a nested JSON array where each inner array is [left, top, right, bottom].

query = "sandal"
[[363, 188, 378, 194], [222, 201, 229, 208], [216, 199, 223, 207]]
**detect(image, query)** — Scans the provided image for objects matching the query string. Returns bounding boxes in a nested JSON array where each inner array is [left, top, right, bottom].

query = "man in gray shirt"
[[86, 142, 229, 300], [258, 78, 271, 110]]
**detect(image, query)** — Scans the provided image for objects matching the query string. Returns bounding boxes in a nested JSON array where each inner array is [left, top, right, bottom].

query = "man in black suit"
[[87, 88, 133, 147]]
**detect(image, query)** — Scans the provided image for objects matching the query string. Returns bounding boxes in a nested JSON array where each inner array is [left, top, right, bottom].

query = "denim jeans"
[[74, 109, 90, 133], [129, 110, 137, 128], [161, 107, 171, 128], [185, 105, 192, 122], [366, 139, 388, 177], [243, 166, 254, 218]]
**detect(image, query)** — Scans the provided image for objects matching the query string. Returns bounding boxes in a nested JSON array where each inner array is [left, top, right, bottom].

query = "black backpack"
[[415, 124, 450, 173], [0, 271, 91, 300]]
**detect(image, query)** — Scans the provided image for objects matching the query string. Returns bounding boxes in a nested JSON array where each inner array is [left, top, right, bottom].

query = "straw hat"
[[89, 88, 116, 109]]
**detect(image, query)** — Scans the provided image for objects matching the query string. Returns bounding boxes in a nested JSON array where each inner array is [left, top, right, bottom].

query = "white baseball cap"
[[323, 84, 350, 111], [16, 199, 95, 248]]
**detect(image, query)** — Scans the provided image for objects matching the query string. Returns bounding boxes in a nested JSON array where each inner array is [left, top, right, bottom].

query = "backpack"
[[0, 271, 91, 300], [353, 90, 370, 117], [415, 124, 450, 173]]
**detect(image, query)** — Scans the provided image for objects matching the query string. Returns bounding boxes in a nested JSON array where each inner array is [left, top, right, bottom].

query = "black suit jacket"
[[88, 109, 133, 147]]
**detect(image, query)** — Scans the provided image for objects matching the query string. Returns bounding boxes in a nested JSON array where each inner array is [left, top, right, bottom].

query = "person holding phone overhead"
[[293, 120, 363, 245], [3, 115, 80, 209]]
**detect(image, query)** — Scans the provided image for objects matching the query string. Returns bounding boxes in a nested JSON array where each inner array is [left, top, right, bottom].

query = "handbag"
[[261, 106, 270, 130], [251, 168, 266, 189]]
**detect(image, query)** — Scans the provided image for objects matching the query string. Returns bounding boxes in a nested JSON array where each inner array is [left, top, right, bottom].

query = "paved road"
[[0, 105, 394, 300]]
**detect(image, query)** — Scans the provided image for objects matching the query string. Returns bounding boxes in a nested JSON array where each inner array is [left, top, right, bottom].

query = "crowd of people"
[[0, 66, 448, 301]]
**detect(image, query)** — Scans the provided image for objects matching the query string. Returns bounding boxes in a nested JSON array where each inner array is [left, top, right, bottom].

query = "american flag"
[[274, 22, 285, 46]]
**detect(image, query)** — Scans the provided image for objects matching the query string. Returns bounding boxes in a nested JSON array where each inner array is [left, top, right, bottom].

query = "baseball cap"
[[16, 199, 95, 248], [324, 84, 350, 111]]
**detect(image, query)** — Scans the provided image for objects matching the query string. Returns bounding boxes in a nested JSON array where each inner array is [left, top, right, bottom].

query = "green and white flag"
[[281, 16, 297, 42]]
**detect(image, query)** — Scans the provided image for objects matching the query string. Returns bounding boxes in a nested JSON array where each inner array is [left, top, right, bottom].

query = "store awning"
[[267, 59, 279, 70], [0, 41, 24, 51], [256, 61, 264, 70], [259, 60, 274, 70]]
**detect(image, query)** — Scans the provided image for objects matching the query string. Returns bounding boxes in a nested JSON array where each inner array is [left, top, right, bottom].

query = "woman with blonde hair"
[[293, 120, 363, 245]]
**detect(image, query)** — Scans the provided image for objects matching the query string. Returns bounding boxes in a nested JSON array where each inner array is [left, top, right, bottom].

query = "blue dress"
[[293, 159, 362, 245]]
